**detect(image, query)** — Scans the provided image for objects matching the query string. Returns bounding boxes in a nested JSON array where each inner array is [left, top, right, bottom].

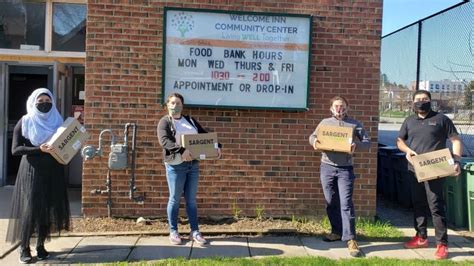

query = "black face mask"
[[413, 101, 431, 113], [36, 102, 53, 113]]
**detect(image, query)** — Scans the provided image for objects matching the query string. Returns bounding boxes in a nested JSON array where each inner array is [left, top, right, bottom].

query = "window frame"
[[0, 0, 86, 61]]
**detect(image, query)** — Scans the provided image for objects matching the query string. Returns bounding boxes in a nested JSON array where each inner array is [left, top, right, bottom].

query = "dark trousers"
[[320, 163, 356, 241], [408, 171, 447, 245]]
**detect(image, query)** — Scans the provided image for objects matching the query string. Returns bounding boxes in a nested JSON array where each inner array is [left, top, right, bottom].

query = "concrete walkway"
[[1, 235, 473, 264], [0, 186, 82, 262], [0, 187, 473, 264]]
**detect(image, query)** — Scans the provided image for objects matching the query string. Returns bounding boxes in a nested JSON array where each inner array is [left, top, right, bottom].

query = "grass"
[[87, 217, 463, 266], [291, 216, 405, 241], [380, 110, 410, 118], [111, 256, 472, 265], [255, 205, 265, 221], [355, 217, 405, 241], [232, 200, 243, 220]]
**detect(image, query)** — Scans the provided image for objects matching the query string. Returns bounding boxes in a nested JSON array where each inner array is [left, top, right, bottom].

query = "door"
[[6, 66, 49, 185], [54, 62, 67, 115], [54, 62, 84, 186], [0, 63, 6, 186], [68, 66, 84, 186]]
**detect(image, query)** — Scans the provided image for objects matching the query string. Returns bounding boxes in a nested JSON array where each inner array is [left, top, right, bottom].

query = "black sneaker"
[[19, 247, 32, 264], [322, 233, 342, 242], [36, 245, 50, 260]]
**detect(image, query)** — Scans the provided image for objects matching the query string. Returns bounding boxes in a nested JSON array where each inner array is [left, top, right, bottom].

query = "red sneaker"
[[435, 244, 448, 260], [404, 235, 428, 249]]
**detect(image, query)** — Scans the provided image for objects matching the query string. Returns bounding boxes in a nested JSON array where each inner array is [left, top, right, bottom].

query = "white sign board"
[[163, 8, 312, 110]]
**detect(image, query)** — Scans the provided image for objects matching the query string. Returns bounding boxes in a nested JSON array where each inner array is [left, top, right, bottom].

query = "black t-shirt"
[[398, 110, 458, 155]]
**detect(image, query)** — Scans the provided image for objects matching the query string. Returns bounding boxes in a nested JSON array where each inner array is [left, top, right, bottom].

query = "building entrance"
[[0, 64, 84, 187], [6, 66, 51, 185]]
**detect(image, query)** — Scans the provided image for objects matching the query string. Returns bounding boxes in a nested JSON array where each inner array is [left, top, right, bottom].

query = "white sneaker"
[[169, 232, 182, 245], [191, 231, 207, 245]]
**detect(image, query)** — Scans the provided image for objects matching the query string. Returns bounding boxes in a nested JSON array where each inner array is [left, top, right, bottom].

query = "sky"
[[382, 0, 465, 36], [381, 0, 472, 86]]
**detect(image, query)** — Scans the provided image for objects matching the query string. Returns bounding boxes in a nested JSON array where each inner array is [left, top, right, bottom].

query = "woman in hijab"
[[6, 88, 70, 264]]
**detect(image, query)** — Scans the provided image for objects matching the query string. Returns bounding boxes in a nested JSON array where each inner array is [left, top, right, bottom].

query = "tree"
[[380, 73, 390, 86], [464, 81, 474, 109]]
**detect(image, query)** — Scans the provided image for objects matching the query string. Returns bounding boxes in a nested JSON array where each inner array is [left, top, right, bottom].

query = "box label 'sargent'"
[[47, 118, 89, 165], [322, 131, 349, 138], [181, 133, 219, 160], [189, 139, 214, 145], [418, 156, 448, 167], [412, 148, 456, 182], [58, 126, 80, 150], [315, 125, 353, 153]]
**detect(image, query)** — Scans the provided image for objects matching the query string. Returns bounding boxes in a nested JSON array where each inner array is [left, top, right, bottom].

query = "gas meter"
[[81, 123, 144, 208], [109, 143, 128, 170], [81, 128, 129, 170]]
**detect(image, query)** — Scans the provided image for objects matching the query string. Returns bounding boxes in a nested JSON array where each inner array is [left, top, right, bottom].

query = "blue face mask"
[[168, 106, 182, 115]]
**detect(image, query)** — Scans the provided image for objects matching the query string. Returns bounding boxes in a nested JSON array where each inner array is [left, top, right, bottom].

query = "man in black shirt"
[[397, 90, 462, 260]]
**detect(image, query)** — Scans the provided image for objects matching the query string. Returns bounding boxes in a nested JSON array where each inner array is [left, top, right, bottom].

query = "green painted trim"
[[160, 7, 170, 105]]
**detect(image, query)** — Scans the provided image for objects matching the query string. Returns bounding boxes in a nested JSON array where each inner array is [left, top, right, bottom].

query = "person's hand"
[[351, 143, 356, 153], [217, 148, 222, 159], [40, 143, 53, 154], [182, 149, 193, 161], [454, 161, 461, 176], [405, 149, 417, 165]]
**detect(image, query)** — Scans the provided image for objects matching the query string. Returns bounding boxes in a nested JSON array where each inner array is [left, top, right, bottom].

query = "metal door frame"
[[0, 63, 53, 186], [0, 63, 7, 186]]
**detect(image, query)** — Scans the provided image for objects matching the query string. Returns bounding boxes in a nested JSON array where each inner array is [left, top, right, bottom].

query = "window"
[[0, 2, 46, 50], [0, 1, 86, 52], [52, 3, 86, 52]]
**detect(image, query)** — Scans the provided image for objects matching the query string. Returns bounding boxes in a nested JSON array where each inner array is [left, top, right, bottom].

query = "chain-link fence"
[[380, 0, 474, 154]]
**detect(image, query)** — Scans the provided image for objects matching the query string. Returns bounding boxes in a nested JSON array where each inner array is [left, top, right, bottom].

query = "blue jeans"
[[165, 160, 200, 233], [320, 163, 356, 241]]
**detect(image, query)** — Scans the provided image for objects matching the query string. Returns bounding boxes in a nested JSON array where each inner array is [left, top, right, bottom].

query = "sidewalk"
[[1, 187, 473, 264], [1, 234, 473, 264]]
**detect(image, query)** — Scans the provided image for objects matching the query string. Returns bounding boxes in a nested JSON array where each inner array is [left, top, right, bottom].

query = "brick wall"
[[83, 0, 382, 218]]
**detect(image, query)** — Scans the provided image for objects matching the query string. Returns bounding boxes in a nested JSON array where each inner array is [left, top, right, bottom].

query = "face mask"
[[330, 106, 347, 118], [413, 101, 431, 113], [168, 105, 182, 115], [36, 102, 53, 113]]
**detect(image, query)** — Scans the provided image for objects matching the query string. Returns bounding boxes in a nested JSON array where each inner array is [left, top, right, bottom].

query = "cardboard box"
[[47, 117, 90, 165], [315, 124, 353, 153], [412, 148, 457, 182], [181, 133, 219, 160]]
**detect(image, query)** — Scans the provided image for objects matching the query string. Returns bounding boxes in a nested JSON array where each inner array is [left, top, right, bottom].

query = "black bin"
[[377, 146, 400, 202], [392, 152, 412, 208]]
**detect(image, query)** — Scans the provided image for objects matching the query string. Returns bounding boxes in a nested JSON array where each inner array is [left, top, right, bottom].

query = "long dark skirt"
[[6, 153, 70, 245]]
